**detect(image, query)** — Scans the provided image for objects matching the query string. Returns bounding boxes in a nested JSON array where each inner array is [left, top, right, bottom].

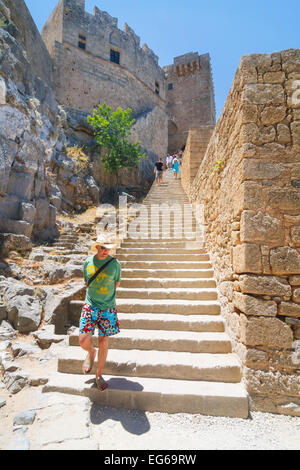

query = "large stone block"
[[260, 106, 287, 125], [0, 233, 32, 257], [242, 84, 285, 105], [241, 315, 293, 349], [240, 210, 284, 244], [267, 189, 300, 211], [19, 202, 36, 224], [239, 274, 292, 298], [233, 292, 277, 317], [281, 49, 300, 73], [245, 368, 300, 398], [291, 226, 300, 246], [270, 247, 300, 275], [241, 182, 265, 211], [233, 243, 262, 274], [278, 302, 300, 318], [243, 159, 285, 180]]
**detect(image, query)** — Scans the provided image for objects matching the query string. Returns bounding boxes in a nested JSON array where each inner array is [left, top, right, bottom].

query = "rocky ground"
[[0, 210, 300, 451]]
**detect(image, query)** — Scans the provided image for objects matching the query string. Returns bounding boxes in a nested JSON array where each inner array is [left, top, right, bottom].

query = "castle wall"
[[183, 50, 300, 416], [164, 53, 216, 154], [42, 0, 168, 190], [42, 0, 166, 114], [3, 0, 53, 86]]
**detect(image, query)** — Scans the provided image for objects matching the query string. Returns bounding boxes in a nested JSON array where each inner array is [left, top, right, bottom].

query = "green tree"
[[87, 103, 146, 187]]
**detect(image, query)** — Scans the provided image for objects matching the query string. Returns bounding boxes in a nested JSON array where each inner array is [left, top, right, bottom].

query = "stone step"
[[57, 347, 242, 383], [121, 268, 214, 279], [117, 247, 206, 255], [121, 241, 205, 249], [69, 329, 231, 353], [117, 313, 225, 332], [43, 373, 249, 418], [116, 299, 220, 315], [53, 242, 77, 248], [117, 253, 209, 262], [120, 278, 216, 288], [68, 299, 221, 325], [120, 261, 212, 269], [117, 287, 218, 301]]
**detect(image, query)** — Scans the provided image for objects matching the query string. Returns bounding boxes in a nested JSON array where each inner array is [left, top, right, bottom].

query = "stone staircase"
[[44, 171, 249, 418]]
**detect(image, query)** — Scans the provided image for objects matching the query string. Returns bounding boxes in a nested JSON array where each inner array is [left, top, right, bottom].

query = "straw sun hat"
[[90, 234, 117, 252]]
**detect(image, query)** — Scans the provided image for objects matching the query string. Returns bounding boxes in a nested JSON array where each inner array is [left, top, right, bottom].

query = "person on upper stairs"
[[154, 157, 165, 186]]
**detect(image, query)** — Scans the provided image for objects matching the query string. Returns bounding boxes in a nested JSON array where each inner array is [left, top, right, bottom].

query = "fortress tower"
[[164, 53, 216, 154], [42, 0, 216, 175]]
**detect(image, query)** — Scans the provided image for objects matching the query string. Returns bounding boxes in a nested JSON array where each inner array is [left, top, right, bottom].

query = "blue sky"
[[25, 0, 299, 119]]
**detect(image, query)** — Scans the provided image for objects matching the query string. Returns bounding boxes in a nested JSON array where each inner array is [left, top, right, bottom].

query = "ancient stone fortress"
[[41, 0, 215, 171], [0, 0, 300, 424]]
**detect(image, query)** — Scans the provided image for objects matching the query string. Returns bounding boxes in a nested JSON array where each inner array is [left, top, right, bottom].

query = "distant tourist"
[[167, 155, 173, 169], [79, 236, 121, 392], [172, 156, 180, 180], [154, 158, 164, 186]]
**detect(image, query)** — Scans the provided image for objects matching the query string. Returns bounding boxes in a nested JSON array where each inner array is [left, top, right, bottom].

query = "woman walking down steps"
[[45, 170, 249, 419]]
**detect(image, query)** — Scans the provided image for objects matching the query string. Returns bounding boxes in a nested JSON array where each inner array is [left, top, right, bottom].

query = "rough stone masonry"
[[182, 50, 300, 416]]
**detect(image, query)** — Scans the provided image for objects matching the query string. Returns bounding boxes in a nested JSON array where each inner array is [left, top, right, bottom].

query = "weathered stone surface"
[[0, 233, 32, 257], [3, 370, 29, 394], [13, 410, 36, 426], [241, 211, 284, 244], [241, 315, 293, 349], [289, 275, 300, 286], [292, 288, 300, 303], [243, 159, 284, 180], [245, 368, 300, 398], [278, 302, 300, 318], [233, 292, 277, 317], [291, 226, 300, 246], [239, 274, 292, 298], [277, 124, 291, 143], [233, 244, 262, 274], [270, 247, 300, 275], [267, 189, 300, 211], [261, 105, 286, 125], [242, 84, 285, 105], [44, 283, 85, 333], [32, 325, 65, 350]]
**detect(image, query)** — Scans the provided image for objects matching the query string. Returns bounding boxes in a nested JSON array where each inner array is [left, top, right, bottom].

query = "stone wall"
[[181, 126, 215, 196], [185, 50, 300, 416], [41, 0, 168, 192], [3, 0, 53, 86], [164, 53, 216, 154]]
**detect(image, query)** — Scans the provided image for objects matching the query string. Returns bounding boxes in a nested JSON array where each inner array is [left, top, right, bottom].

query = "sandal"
[[95, 376, 108, 392], [82, 351, 95, 375]]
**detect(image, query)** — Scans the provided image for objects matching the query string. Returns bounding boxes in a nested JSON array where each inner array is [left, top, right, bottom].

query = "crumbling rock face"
[[0, 4, 101, 249], [0, 18, 62, 242]]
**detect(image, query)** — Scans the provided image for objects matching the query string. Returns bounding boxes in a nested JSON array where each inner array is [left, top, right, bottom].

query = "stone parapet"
[[186, 49, 300, 416]]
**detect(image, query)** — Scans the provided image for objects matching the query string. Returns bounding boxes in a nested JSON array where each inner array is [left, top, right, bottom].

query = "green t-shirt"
[[83, 255, 121, 310]]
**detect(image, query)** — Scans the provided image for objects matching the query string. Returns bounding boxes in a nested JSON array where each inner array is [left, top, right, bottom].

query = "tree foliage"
[[87, 103, 146, 180]]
